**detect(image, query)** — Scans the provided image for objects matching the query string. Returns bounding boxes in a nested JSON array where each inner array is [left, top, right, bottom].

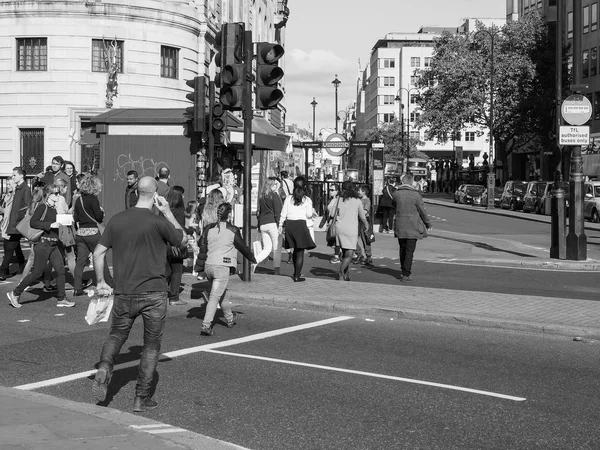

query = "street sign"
[[322, 141, 350, 148], [324, 133, 348, 156], [559, 126, 590, 146], [561, 94, 592, 126]]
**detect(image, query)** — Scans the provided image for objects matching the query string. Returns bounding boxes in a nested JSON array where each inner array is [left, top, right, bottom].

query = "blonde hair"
[[261, 177, 279, 198], [202, 189, 224, 227]]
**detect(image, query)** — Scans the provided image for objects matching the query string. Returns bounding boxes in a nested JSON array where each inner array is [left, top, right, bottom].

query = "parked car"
[[481, 187, 503, 207], [541, 182, 570, 216], [500, 181, 527, 211], [583, 181, 600, 222], [523, 181, 552, 214], [455, 184, 485, 205]]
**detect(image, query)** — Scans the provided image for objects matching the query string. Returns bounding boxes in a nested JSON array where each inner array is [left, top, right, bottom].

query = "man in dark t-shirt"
[[91, 176, 187, 413]]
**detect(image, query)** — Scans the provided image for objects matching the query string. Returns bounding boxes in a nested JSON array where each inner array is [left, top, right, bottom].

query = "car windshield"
[[514, 183, 526, 195], [466, 186, 485, 195], [595, 186, 600, 197]]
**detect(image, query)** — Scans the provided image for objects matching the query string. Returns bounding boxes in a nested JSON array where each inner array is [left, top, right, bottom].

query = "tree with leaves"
[[416, 12, 560, 180], [362, 120, 428, 169]]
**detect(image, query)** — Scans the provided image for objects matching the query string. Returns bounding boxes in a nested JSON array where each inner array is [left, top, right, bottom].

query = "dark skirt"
[[283, 219, 316, 250]]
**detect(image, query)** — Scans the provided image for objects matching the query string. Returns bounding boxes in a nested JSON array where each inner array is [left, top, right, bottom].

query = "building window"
[[465, 131, 476, 142], [424, 57, 432, 68], [381, 76, 395, 87], [410, 93, 418, 104], [410, 131, 420, 140], [410, 57, 420, 68], [594, 92, 600, 120], [410, 111, 420, 122], [410, 74, 419, 85], [593, 3, 598, 32], [583, 50, 589, 78], [16, 38, 47, 71], [161, 46, 179, 79], [381, 95, 395, 105], [382, 113, 394, 123], [380, 58, 395, 68], [584, 6, 590, 34], [568, 12, 574, 39], [92, 39, 124, 73], [592, 47, 598, 76], [20, 129, 44, 174]]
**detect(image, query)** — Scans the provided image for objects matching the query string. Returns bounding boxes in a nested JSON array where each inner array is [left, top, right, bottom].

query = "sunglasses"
[[329, 189, 337, 192]]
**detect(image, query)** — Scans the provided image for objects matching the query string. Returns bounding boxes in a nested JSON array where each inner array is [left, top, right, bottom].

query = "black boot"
[[133, 396, 158, 412]]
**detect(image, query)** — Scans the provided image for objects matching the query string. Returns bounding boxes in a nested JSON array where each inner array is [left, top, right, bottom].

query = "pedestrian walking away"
[[164, 188, 187, 306], [353, 184, 374, 265], [196, 202, 256, 336], [392, 173, 432, 282], [278, 177, 316, 282], [91, 176, 187, 413], [333, 181, 369, 281], [321, 183, 342, 263], [0, 167, 32, 280], [378, 178, 396, 233], [255, 177, 283, 275], [7, 184, 73, 308]]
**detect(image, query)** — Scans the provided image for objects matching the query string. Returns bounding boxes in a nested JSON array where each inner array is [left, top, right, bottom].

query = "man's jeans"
[[203, 265, 233, 328], [98, 292, 167, 398], [398, 238, 418, 277]]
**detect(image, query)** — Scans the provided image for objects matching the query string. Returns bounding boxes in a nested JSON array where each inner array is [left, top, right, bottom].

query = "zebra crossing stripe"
[[130, 424, 188, 434]]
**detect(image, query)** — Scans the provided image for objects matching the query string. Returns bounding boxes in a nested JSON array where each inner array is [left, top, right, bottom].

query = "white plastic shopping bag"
[[85, 294, 114, 325]]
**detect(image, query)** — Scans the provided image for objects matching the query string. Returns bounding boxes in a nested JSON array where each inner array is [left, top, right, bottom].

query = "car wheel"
[[510, 201, 517, 211], [593, 209, 600, 223]]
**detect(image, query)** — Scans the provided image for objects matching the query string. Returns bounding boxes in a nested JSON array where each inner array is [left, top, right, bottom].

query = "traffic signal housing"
[[215, 23, 245, 110], [185, 76, 205, 133], [212, 103, 226, 132], [255, 42, 284, 110]]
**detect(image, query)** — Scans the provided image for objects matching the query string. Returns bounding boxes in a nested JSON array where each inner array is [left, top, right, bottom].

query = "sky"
[[283, 0, 505, 135]]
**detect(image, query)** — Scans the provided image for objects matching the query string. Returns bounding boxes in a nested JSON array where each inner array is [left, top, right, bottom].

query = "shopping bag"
[[85, 295, 114, 325]]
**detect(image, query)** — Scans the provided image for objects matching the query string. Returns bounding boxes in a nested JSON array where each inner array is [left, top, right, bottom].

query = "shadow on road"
[[430, 235, 535, 258]]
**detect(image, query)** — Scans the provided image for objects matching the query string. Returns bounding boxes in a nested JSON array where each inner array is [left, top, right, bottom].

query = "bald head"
[[138, 176, 158, 199]]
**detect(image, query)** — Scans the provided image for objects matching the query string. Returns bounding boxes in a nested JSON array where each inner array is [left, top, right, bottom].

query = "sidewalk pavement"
[[0, 385, 248, 450]]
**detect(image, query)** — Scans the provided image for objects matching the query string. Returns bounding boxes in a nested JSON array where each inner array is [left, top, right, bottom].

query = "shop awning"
[[229, 116, 290, 151]]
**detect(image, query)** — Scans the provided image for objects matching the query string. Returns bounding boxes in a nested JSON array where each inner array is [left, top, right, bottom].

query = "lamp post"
[[473, 26, 501, 210], [310, 97, 318, 140], [332, 75, 341, 133], [395, 87, 418, 174]]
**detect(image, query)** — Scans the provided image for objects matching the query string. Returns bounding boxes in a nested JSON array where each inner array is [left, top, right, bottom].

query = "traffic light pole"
[[242, 29, 253, 281], [208, 80, 215, 176]]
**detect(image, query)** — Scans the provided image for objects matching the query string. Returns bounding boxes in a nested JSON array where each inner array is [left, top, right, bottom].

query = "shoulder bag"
[[326, 198, 340, 247], [79, 196, 105, 234], [16, 205, 48, 242]]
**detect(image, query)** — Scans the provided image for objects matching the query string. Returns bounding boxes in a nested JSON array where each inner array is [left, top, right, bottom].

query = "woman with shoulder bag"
[[7, 184, 74, 308], [254, 177, 283, 275], [165, 189, 187, 306], [72, 175, 111, 297]]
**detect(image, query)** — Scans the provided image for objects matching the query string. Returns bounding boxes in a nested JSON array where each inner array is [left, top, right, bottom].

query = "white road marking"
[[365, 319, 375, 322], [204, 350, 526, 402], [13, 316, 354, 391], [17, 320, 30, 323], [130, 424, 188, 434]]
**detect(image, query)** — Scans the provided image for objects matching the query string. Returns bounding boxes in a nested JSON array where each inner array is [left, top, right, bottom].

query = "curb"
[[181, 285, 600, 340], [431, 257, 600, 271], [1, 386, 248, 450]]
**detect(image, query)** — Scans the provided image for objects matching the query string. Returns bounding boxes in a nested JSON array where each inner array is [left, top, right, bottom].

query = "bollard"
[[550, 188, 566, 259]]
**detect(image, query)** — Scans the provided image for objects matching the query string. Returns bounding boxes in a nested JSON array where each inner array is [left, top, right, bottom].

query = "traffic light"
[[214, 23, 245, 110], [185, 76, 205, 133], [212, 103, 226, 132], [255, 42, 284, 110]]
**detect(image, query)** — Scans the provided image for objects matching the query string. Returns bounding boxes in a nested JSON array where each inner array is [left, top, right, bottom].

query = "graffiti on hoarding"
[[114, 154, 169, 181]]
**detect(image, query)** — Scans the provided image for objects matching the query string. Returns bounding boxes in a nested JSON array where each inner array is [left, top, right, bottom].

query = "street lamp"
[[395, 87, 418, 174], [473, 26, 501, 210], [332, 75, 341, 133], [310, 97, 318, 140]]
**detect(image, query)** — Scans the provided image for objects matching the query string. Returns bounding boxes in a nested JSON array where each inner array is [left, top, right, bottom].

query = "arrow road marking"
[[13, 316, 354, 391], [203, 349, 526, 402]]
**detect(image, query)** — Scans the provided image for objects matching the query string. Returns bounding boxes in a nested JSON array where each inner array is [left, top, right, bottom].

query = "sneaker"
[[92, 367, 110, 402], [43, 285, 57, 293], [401, 275, 412, 283], [7, 292, 21, 309], [82, 279, 93, 289], [330, 256, 341, 264], [169, 299, 188, 306], [133, 396, 158, 413], [57, 299, 76, 307], [226, 312, 238, 328], [201, 325, 214, 336]]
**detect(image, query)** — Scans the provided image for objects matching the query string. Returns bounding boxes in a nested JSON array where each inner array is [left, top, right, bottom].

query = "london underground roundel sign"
[[324, 133, 349, 157]]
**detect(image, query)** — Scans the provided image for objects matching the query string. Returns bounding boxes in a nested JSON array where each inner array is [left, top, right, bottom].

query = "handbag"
[[59, 224, 76, 247], [169, 243, 189, 260], [326, 198, 340, 247], [79, 196, 105, 234], [16, 205, 48, 242]]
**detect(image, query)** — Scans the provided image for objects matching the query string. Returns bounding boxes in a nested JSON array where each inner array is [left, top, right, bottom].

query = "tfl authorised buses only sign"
[[559, 126, 590, 146]]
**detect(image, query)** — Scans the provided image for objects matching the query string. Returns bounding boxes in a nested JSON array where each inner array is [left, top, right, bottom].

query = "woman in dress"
[[255, 177, 283, 274], [334, 181, 369, 281], [278, 177, 316, 282], [196, 202, 256, 336], [72, 175, 111, 296], [165, 188, 187, 306], [7, 184, 74, 308]]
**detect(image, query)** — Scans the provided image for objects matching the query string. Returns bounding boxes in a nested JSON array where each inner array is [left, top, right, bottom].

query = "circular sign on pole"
[[324, 133, 347, 157], [561, 94, 592, 126]]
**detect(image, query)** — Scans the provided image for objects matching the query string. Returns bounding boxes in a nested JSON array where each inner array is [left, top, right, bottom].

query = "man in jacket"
[[0, 167, 31, 280], [392, 173, 432, 282], [379, 178, 396, 233], [124, 170, 139, 209]]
